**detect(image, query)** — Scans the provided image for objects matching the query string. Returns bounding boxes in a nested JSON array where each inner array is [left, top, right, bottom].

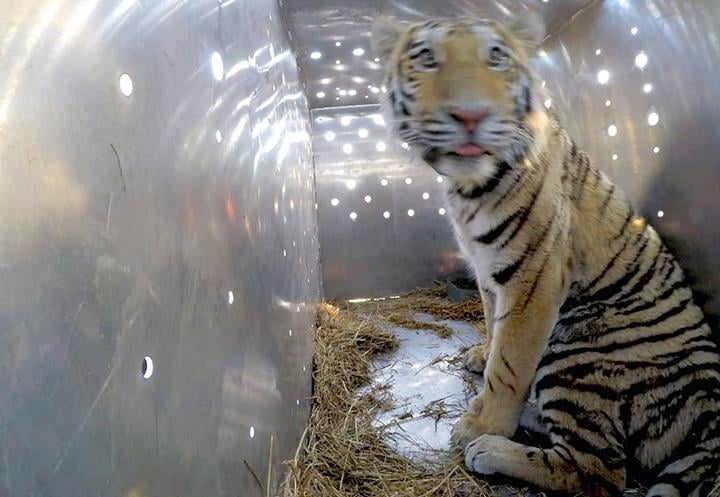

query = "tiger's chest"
[[442, 164, 566, 288]]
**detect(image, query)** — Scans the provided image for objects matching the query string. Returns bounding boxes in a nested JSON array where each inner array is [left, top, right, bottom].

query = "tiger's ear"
[[508, 10, 545, 51], [371, 16, 402, 60]]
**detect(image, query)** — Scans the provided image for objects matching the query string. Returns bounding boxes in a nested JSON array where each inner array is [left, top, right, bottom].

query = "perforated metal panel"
[[537, 0, 720, 318], [312, 106, 461, 298], [0, 0, 318, 496], [304, 0, 720, 310], [291, 0, 594, 299]]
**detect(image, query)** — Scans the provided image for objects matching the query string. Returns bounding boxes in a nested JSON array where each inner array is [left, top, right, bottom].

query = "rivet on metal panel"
[[345, 179, 356, 190], [422, 192, 430, 200], [407, 209, 415, 217]]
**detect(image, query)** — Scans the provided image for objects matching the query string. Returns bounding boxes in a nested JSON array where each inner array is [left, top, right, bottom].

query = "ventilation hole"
[[119, 73, 134, 96], [141, 356, 154, 379], [211, 52, 224, 81]]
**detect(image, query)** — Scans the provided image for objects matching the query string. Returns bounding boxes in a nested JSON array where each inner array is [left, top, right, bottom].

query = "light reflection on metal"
[[0, 0, 319, 494]]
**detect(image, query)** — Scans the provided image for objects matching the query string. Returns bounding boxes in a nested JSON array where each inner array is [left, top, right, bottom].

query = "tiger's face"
[[372, 13, 547, 178]]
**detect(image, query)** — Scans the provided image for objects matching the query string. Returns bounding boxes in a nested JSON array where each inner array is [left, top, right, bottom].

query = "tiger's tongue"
[[454, 144, 484, 156]]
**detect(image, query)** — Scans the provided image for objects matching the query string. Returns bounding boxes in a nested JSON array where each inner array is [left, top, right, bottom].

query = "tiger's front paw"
[[451, 411, 489, 451], [463, 344, 488, 374], [464, 434, 509, 475], [450, 394, 518, 451]]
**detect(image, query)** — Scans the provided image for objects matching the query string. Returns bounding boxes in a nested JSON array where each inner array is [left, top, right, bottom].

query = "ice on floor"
[[363, 313, 485, 460]]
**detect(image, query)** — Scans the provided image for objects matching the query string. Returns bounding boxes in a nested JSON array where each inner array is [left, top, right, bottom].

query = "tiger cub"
[[371, 11, 720, 497]]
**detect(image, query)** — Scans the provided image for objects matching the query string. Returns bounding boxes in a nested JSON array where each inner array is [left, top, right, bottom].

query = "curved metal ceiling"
[[284, 0, 594, 109]]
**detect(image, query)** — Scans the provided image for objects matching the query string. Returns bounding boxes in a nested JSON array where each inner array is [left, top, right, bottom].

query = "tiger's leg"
[[465, 435, 626, 497], [646, 404, 720, 497], [646, 449, 720, 497], [451, 255, 566, 447], [464, 287, 495, 374]]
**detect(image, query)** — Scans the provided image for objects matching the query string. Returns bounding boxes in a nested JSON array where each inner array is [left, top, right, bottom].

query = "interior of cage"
[[3, 0, 720, 496]]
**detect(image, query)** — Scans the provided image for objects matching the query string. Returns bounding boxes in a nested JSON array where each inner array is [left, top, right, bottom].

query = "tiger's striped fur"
[[372, 12, 720, 497]]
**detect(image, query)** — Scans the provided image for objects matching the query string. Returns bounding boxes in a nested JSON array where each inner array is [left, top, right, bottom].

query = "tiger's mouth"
[[423, 146, 492, 165], [453, 143, 485, 157]]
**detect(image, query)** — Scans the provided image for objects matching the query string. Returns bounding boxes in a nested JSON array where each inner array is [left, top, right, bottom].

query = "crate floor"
[[363, 314, 483, 459]]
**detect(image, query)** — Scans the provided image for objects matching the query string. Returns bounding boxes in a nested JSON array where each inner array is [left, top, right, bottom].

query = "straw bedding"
[[278, 285, 720, 497], [279, 285, 506, 497]]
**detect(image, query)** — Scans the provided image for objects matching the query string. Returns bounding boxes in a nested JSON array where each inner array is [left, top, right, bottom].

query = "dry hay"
[[280, 299, 499, 497], [338, 283, 486, 339], [278, 288, 718, 497]]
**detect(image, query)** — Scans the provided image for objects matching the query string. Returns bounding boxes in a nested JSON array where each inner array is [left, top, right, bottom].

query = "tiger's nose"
[[449, 107, 491, 132]]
